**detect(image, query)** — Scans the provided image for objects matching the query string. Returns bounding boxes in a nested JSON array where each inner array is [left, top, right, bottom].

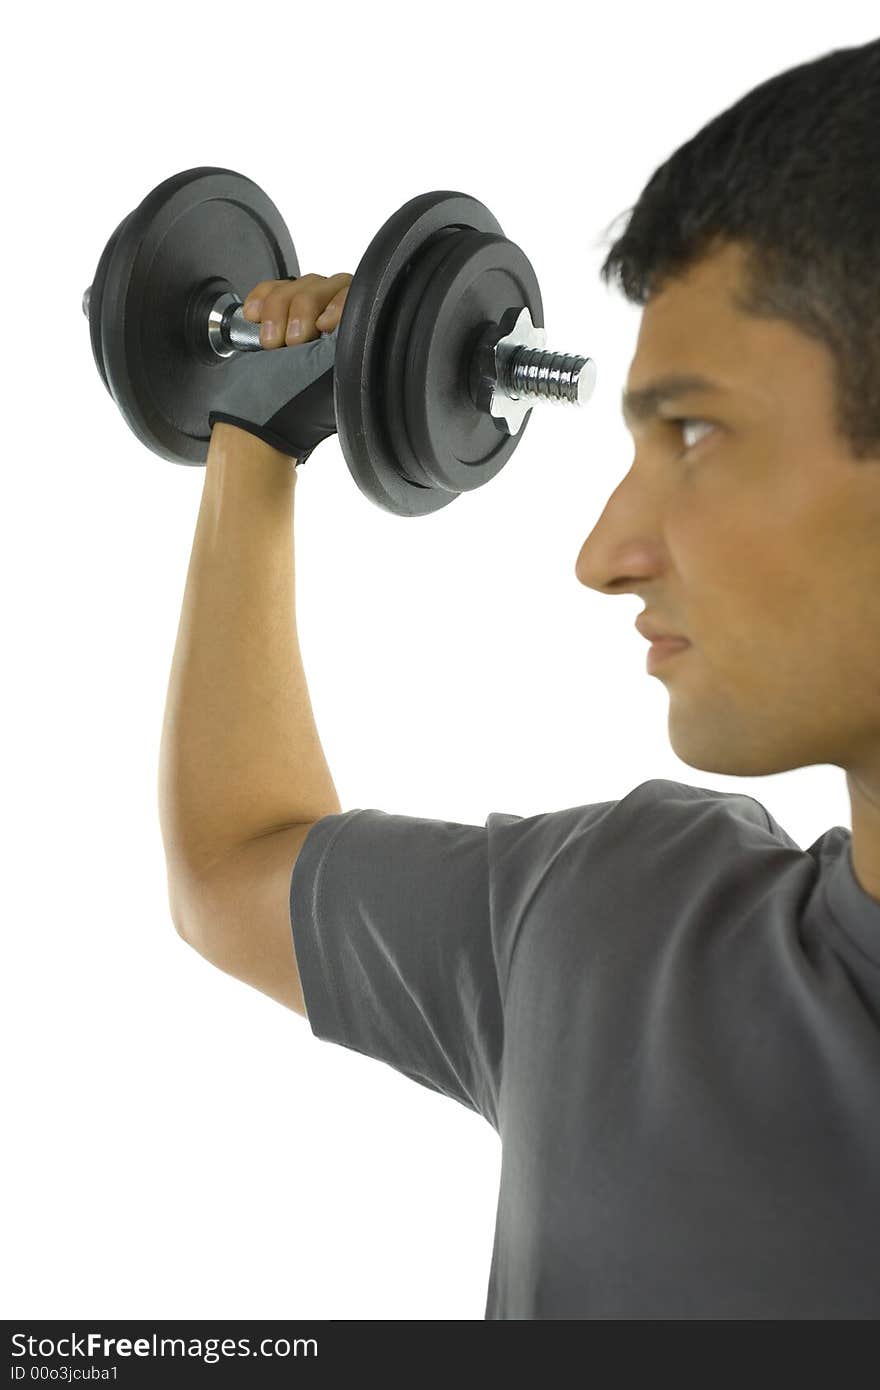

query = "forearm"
[[158, 422, 341, 884]]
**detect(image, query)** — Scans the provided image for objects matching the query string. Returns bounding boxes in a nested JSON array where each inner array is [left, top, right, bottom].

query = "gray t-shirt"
[[289, 778, 880, 1319]]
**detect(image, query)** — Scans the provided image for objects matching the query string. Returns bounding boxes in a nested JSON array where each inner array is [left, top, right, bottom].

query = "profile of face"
[[575, 241, 880, 787]]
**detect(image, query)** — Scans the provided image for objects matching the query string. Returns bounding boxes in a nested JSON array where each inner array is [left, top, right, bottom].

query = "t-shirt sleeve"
[[289, 808, 506, 1129]]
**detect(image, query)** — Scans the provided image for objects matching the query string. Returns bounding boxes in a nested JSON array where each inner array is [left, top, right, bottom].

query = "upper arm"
[[174, 821, 320, 1016]]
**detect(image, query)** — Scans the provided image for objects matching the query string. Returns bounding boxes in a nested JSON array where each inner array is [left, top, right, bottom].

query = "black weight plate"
[[404, 231, 543, 494], [383, 227, 465, 490], [334, 192, 505, 517], [98, 167, 298, 465], [88, 209, 135, 395]]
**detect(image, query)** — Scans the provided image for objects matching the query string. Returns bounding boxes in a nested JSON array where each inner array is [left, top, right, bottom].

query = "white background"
[[3, 2, 873, 1321]]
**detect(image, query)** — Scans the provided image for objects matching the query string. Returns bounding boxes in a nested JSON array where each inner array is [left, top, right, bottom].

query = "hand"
[[241, 273, 353, 349], [208, 272, 352, 464]]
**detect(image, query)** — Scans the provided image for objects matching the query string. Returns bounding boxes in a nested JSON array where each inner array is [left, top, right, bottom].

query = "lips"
[[634, 615, 690, 644], [646, 638, 691, 673]]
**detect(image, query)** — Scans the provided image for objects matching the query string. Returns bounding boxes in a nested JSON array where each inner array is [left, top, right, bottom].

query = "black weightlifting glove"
[[208, 323, 338, 467]]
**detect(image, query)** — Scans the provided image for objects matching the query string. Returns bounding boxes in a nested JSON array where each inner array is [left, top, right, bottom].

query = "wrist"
[[209, 421, 299, 472]]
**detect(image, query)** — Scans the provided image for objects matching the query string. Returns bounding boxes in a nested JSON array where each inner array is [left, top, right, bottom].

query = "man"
[[159, 37, 880, 1317]]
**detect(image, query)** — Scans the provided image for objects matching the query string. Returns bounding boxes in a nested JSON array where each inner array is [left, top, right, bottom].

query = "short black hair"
[[599, 38, 880, 460]]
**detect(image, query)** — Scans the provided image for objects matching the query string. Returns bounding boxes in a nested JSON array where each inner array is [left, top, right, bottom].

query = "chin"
[[667, 713, 820, 780]]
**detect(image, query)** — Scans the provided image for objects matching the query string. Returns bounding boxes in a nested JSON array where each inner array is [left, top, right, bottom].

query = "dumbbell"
[[83, 167, 596, 517]]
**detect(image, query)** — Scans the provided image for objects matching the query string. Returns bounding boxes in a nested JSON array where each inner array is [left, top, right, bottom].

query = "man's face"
[[575, 240, 880, 780]]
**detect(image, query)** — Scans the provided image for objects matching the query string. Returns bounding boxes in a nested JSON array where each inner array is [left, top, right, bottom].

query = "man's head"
[[576, 39, 880, 786]]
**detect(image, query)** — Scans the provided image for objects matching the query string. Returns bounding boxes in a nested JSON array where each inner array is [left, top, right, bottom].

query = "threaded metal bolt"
[[472, 306, 597, 435], [501, 346, 596, 407]]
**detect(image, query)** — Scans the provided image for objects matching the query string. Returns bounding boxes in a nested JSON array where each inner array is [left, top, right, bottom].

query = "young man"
[[159, 38, 880, 1318]]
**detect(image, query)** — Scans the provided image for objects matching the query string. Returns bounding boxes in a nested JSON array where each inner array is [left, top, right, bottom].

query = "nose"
[[574, 469, 668, 595]]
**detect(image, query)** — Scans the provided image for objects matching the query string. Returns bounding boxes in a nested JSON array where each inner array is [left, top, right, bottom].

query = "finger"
[[315, 295, 346, 332], [315, 279, 353, 332], [241, 280, 282, 320]]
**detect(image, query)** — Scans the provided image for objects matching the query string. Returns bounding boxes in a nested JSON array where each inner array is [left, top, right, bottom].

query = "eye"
[[666, 417, 716, 457]]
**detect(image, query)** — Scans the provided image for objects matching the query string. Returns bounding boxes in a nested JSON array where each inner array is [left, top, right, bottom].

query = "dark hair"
[[598, 38, 880, 460]]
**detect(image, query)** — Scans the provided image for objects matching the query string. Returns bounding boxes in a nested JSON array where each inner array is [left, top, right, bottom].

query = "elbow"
[[165, 867, 202, 945], [166, 866, 224, 966]]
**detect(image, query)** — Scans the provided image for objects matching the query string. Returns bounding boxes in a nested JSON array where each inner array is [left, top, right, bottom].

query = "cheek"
[[666, 497, 805, 652]]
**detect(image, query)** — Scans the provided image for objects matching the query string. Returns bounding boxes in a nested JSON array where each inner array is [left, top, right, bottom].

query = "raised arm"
[[158, 422, 341, 950]]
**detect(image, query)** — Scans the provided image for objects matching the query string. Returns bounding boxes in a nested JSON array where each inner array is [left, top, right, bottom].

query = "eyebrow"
[[621, 373, 724, 427]]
